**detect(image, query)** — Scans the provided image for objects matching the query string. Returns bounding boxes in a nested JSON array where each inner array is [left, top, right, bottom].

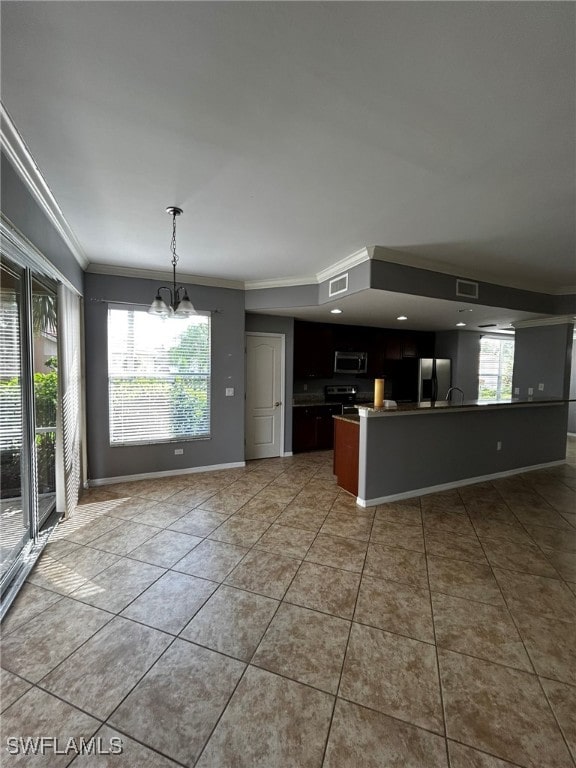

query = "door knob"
[[274, 401, 282, 407]]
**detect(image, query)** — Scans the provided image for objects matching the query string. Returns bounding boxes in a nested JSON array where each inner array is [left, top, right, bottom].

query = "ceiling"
[[2, 2, 575, 328]]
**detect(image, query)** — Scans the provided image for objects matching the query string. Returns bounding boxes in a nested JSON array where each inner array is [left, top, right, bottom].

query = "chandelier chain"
[[170, 212, 179, 268]]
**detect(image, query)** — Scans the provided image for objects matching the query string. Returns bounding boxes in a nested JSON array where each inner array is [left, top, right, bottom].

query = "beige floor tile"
[[320, 511, 373, 541], [524, 523, 576, 553], [424, 530, 487, 565], [127, 529, 201, 568], [134, 482, 185, 502], [208, 516, 271, 547], [370, 520, 425, 552], [106, 497, 162, 521], [493, 568, 576, 620], [364, 543, 428, 588], [168, 508, 230, 536], [122, 571, 216, 634], [423, 510, 476, 537], [70, 557, 165, 613], [109, 640, 245, 767], [0, 597, 111, 682], [195, 666, 333, 768], [305, 533, 367, 573], [512, 610, 576, 685], [275, 503, 329, 531], [481, 536, 559, 578], [438, 648, 573, 768], [324, 699, 449, 768], [73, 725, 182, 767], [448, 741, 525, 767], [254, 523, 316, 559], [285, 561, 360, 619], [0, 669, 31, 713], [174, 539, 249, 581], [181, 585, 278, 660], [252, 485, 298, 505], [540, 678, 576, 762], [225, 549, 300, 599], [340, 622, 443, 733], [512, 505, 574, 530], [0, 687, 100, 768], [355, 574, 434, 643], [252, 602, 349, 693], [427, 556, 504, 606], [375, 500, 422, 527], [89, 520, 158, 556], [27, 542, 120, 596], [432, 592, 531, 671], [129, 503, 190, 529], [233, 497, 286, 522], [543, 549, 576, 582], [199, 490, 256, 515], [472, 518, 536, 546], [52, 513, 123, 545], [166, 487, 214, 510], [1, 583, 63, 634], [421, 491, 466, 513], [42, 616, 172, 719]]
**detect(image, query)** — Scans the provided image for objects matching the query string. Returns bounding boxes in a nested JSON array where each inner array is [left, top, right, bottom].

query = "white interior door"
[[245, 333, 284, 460]]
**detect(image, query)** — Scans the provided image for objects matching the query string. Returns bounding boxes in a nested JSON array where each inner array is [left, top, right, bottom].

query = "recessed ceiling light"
[[330, 308, 343, 314], [456, 322, 467, 327], [458, 309, 473, 313], [397, 315, 408, 321]]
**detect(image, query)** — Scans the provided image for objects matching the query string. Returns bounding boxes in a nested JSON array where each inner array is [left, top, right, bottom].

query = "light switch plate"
[[225, 387, 234, 397]]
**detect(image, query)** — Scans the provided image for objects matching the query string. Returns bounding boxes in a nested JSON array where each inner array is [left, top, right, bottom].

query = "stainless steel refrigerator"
[[418, 358, 452, 402]]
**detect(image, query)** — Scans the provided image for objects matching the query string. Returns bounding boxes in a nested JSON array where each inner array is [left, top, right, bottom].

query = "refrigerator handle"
[[431, 359, 437, 402]]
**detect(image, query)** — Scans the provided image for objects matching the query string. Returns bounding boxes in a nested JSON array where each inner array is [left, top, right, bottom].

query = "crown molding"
[[86, 262, 244, 290], [512, 315, 575, 329], [244, 247, 371, 291], [1, 103, 88, 269]]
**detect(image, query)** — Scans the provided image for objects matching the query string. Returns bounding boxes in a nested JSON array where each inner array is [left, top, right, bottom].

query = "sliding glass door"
[[0, 257, 58, 592]]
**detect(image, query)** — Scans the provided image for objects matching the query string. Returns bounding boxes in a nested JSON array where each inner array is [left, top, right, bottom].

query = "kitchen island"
[[333, 399, 571, 506]]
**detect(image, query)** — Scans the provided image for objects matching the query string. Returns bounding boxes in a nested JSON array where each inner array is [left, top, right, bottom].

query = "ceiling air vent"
[[329, 273, 349, 297], [478, 324, 497, 328], [456, 279, 479, 299]]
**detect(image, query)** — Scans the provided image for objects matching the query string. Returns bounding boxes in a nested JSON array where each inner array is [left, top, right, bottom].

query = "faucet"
[[446, 387, 464, 405]]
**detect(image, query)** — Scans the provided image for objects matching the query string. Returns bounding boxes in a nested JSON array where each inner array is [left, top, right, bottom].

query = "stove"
[[325, 385, 358, 405]]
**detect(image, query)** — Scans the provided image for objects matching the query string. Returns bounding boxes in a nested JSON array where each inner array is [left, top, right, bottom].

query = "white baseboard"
[[89, 461, 246, 487], [567, 432, 576, 438], [281, 451, 293, 457], [356, 459, 566, 507]]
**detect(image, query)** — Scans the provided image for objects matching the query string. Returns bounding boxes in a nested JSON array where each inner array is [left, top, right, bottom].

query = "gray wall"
[[245, 313, 294, 453], [434, 330, 481, 400], [1, 151, 84, 293], [84, 273, 246, 480], [512, 324, 574, 400], [359, 404, 569, 502]]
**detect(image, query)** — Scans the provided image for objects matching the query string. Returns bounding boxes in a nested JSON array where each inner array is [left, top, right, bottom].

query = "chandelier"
[[148, 206, 196, 317]]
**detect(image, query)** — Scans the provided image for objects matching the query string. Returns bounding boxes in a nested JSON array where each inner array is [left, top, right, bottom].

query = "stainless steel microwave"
[[334, 351, 368, 374]]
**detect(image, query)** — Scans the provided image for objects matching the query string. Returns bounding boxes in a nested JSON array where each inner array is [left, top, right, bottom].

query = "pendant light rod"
[[148, 205, 196, 317]]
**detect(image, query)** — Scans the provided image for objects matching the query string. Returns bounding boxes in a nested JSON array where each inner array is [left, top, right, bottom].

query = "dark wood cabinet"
[[333, 417, 360, 495], [294, 321, 334, 378], [292, 405, 341, 453]]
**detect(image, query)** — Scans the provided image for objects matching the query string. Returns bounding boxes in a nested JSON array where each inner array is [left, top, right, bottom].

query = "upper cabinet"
[[294, 320, 435, 378]]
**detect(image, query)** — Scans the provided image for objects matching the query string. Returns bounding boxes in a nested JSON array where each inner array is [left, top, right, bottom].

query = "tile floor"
[[1, 439, 576, 767]]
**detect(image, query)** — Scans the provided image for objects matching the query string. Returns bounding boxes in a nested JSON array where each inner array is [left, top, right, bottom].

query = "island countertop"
[[355, 398, 570, 418]]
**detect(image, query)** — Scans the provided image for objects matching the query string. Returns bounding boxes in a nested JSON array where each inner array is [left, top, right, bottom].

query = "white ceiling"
[[2, 2, 575, 312]]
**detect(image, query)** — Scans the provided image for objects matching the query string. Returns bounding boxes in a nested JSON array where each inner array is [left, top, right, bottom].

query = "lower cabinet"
[[292, 406, 341, 452], [333, 417, 360, 496]]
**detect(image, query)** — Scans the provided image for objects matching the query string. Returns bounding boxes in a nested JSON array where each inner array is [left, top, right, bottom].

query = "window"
[[108, 308, 210, 445], [478, 335, 514, 402]]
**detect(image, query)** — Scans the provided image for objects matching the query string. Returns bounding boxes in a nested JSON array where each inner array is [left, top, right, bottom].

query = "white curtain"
[[56, 284, 84, 518]]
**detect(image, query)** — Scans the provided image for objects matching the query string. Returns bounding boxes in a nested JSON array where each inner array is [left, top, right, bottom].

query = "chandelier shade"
[[148, 206, 196, 318]]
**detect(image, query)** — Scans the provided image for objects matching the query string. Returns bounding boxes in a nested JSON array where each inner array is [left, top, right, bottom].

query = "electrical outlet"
[[303, 384, 308, 391], [225, 387, 234, 397], [514, 387, 520, 395], [528, 387, 534, 396], [538, 383, 544, 391], [496, 441, 502, 451], [174, 448, 183, 455]]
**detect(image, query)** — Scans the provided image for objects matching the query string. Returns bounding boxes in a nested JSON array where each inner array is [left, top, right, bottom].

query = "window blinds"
[[107, 308, 211, 445]]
